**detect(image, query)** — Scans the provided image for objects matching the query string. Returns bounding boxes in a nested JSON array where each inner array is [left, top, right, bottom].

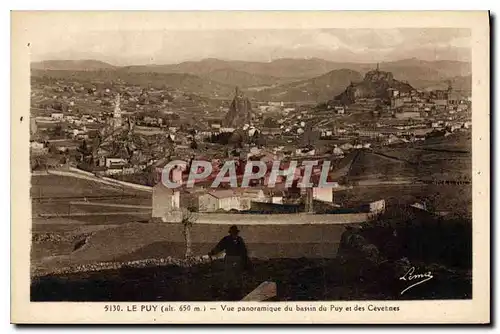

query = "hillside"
[[200, 68, 289, 88], [165, 58, 337, 79], [410, 75, 472, 93], [333, 69, 414, 104], [251, 69, 363, 102], [31, 60, 116, 71], [31, 57, 472, 100], [157, 57, 471, 84], [31, 69, 235, 98], [381, 58, 471, 81]]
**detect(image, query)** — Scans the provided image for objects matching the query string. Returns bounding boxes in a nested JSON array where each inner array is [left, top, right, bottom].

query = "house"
[[30, 118, 38, 135], [395, 112, 421, 120], [30, 141, 45, 150], [198, 190, 241, 212], [261, 128, 281, 136], [30, 141, 47, 155], [105, 157, 128, 169], [51, 113, 64, 120], [263, 189, 285, 204], [434, 99, 448, 106], [237, 188, 267, 210], [369, 199, 386, 214], [312, 187, 333, 203], [334, 106, 345, 114], [332, 146, 344, 156], [457, 104, 469, 112], [151, 183, 182, 222], [102, 166, 126, 175]]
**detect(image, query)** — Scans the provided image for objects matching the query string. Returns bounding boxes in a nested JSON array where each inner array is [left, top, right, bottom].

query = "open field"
[[335, 184, 471, 214], [32, 222, 347, 273], [31, 174, 152, 227], [31, 175, 137, 198]]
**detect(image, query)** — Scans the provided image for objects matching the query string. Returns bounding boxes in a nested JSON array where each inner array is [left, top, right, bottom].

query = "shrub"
[[361, 205, 472, 269]]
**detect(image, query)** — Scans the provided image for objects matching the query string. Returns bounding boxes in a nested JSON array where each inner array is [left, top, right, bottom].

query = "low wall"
[[46, 168, 152, 193], [100, 176, 152, 193], [68, 167, 95, 177], [193, 213, 370, 225]]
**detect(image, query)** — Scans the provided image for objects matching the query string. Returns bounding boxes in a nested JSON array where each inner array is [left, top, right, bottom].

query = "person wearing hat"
[[208, 225, 251, 299]]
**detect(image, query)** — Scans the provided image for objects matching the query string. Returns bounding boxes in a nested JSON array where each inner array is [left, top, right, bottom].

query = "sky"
[[30, 28, 471, 66]]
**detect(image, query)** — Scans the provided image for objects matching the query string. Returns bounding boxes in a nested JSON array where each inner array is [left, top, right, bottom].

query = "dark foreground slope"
[[31, 256, 471, 302], [32, 209, 472, 302]]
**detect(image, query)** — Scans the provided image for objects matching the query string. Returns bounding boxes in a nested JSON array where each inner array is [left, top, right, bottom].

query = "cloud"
[[32, 28, 471, 65]]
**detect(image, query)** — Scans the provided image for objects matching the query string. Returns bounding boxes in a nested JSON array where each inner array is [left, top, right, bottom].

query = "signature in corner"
[[399, 266, 434, 295]]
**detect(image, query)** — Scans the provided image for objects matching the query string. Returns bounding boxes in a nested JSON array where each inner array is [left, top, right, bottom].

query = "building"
[[263, 189, 285, 204], [357, 129, 382, 138], [334, 106, 345, 114], [369, 199, 386, 214], [237, 188, 267, 210], [434, 99, 448, 106], [105, 157, 127, 169], [30, 118, 38, 135], [395, 111, 421, 120], [312, 187, 333, 203], [51, 113, 64, 120], [30, 141, 47, 155], [112, 93, 122, 129], [390, 98, 404, 109], [198, 190, 241, 212], [261, 128, 281, 136], [151, 183, 182, 222]]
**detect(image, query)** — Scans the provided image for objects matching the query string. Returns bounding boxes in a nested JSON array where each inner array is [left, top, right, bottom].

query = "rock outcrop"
[[334, 68, 414, 105], [225, 87, 253, 127]]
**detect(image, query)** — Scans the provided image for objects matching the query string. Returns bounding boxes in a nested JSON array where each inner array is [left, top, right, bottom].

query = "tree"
[[229, 131, 244, 148], [53, 124, 65, 138], [181, 209, 198, 259], [190, 138, 198, 150], [263, 117, 278, 128]]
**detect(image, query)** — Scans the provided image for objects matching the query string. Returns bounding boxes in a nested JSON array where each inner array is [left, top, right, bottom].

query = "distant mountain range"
[[32, 59, 116, 71], [31, 57, 472, 101]]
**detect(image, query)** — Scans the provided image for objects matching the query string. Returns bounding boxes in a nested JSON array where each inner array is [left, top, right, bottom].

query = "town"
[[30, 64, 471, 216], [30, 57, 473, 302]]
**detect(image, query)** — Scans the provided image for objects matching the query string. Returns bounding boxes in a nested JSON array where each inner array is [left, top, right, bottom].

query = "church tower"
[[113, 93, 122, 129]]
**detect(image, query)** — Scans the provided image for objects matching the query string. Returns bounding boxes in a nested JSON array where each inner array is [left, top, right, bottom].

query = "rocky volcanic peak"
[[334, 68, 413, 105], [225, 87, 253, 127], [364, 70, 394, 83]]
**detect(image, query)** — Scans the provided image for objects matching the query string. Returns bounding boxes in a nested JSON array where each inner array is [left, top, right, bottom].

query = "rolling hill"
[[31, 57, 472, 101], [410, 75, 472, 93], [250, 69, 363, 102], [31, 69, 235, 98], [31, 60, 116, 71], [199, 68, 290, 88], [377, 58, 471, 82]]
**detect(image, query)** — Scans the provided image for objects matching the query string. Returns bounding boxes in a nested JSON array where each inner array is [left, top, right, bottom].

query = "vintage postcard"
[[11, 11, 490, 324]]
